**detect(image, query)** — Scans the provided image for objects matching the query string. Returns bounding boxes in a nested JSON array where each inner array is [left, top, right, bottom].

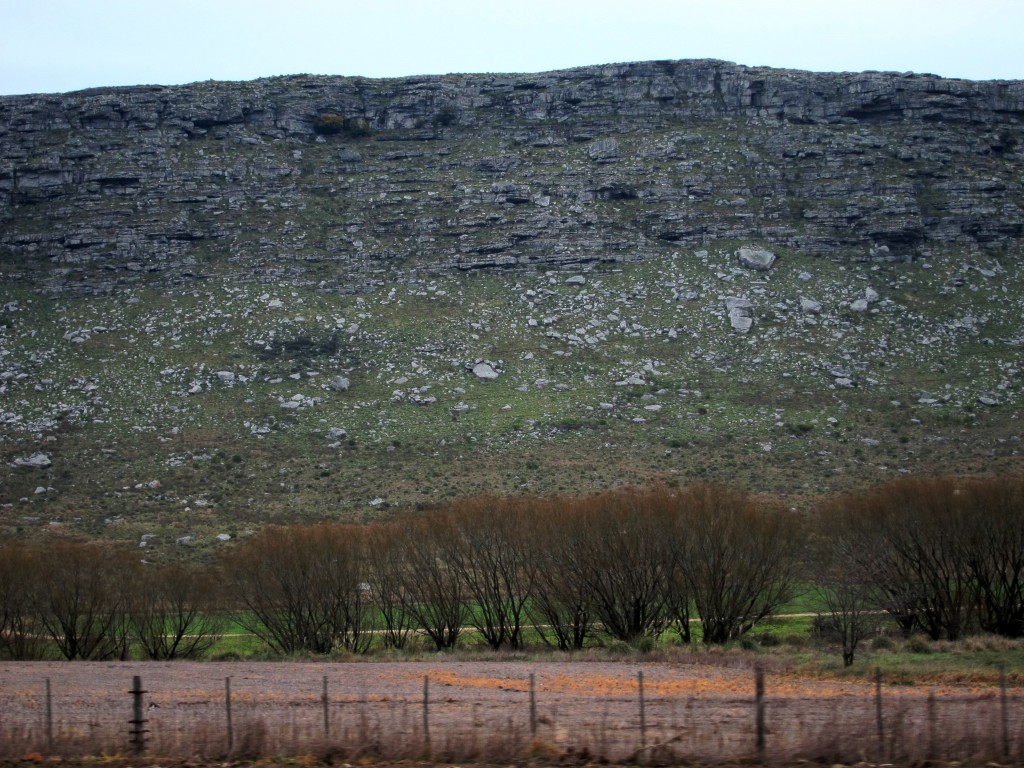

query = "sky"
[[2, 0, 1023, 96]]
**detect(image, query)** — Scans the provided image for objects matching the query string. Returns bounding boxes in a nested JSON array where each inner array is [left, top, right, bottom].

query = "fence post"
[[927, 688, 936, 759], [529, 672, 537, 737], [225, 676, 234, 754], [875, 667, 884, 761], [1001, 665, 1010, 759], [128, 675, 147, 756], [322, 675, 330, 738], [44, 678, 53, 753], [638, 669, 647, 754], [755, 665, 765, 759], [422, 675, 430, 756]]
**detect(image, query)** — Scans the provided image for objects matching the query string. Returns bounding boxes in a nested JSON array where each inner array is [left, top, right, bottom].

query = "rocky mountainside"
[[2, 59, 1022, 291], [1, 60, 1022, 553]]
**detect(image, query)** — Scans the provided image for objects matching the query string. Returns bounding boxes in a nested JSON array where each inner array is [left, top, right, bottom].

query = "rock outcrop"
[[1, 59, 1022, 294]]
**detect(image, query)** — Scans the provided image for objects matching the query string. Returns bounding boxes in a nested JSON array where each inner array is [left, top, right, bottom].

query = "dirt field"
[[0, 658, 1016, 764]]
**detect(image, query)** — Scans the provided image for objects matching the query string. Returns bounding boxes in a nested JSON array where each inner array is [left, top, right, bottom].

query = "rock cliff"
[[2, 59, 1022, 293]]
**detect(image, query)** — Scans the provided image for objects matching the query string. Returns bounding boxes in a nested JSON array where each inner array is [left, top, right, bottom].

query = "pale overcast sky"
[[2, 0, 1022, 96]]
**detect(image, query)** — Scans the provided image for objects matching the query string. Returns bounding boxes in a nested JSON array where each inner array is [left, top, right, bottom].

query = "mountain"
[[1, 60, 1022, 554]]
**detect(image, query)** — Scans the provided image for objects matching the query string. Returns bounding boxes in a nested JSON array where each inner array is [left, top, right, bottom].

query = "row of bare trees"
[[222, 483, 804, 653], [3, 475, 1023, 660], [813, 475, 1024, 664], [0, 540, 222, 660]]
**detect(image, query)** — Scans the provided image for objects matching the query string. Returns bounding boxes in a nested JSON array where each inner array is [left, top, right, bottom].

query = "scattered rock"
[[725, 297, 754, 332], [471, 362, 501, 380], [13, 452, 51, 469]]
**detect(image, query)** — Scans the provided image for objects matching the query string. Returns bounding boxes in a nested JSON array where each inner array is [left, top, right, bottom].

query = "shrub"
[[871, 635, 895, 651], [312, 113, 372, 138], [757, 632, 782, 647], [905, 635, 933, 654], [312, 114, 346, 135], [433, 107, 458, 127]]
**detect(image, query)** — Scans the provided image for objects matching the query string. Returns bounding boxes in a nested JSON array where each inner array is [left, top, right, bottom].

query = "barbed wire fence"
[[1, 667, 1020, 764]]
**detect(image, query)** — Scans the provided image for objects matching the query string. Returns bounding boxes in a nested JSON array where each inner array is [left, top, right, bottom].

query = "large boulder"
[[736, 246, 776, 271]]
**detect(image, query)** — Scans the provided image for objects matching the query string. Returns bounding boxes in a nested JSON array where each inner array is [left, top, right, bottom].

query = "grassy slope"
[[2, 239, 1022, 556]]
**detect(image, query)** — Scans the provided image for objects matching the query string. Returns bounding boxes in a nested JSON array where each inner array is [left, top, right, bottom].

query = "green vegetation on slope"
[[1, 245, 1022, 552]]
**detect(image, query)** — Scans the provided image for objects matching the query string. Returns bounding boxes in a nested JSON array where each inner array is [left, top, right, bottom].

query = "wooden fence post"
[[529, 672, 537, 737], [755, 665, 765, 759], [422, 675, 430, 756], [1001, 665, 1010, 759], [44, 677, 53, 753], [638, 669, 647, 754], [322, 675, 330, 738], [927, 688, 936, 759], [875, 668, 884, 761], [225, 676, 234, 754]]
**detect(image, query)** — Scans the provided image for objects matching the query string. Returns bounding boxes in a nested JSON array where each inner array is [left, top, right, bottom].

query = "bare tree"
[[528, 497, 596, 650], [562, 488, 675, 643], [446, 496, 539, 649], [130, 561, 225, 659], [829, 489, 922, 637], [0, 543, 48, 659], [365, 523, 415, 649], [832, 477, 972, 641], [389, 511, 468, 650], [222, 524, 374, 655], [34, 541, 137, 660], [679, 484, 803, 644], [959, 476, 1024, 637], [812, 502, 883, 665], [887, 478, 972, 640]]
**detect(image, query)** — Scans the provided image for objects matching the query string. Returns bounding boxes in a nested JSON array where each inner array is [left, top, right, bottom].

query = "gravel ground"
[[0, 659, 1015, 763]]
